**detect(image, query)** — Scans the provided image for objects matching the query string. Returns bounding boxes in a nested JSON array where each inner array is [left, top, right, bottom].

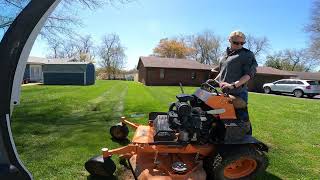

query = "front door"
[[30, 65, 42, 82]]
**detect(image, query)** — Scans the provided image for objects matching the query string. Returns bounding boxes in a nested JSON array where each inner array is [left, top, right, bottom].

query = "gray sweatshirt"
[[216, 47, 258, 95]]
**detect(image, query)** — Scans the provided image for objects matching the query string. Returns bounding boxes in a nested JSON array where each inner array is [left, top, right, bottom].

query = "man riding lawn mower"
[[0, 3, 265, 179], [85, 80, 269, 180]]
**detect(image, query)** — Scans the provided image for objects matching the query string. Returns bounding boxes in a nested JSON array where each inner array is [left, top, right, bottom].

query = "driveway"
[[253, 92, 320, 100], [21, 83, 42, 87]]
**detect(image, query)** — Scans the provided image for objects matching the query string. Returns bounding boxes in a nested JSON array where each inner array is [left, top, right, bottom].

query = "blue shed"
[[43, 62, 95, 85]]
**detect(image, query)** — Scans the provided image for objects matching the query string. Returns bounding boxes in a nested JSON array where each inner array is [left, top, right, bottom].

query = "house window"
[[191, 72, 196, 80], [160, 69, 165, 79]]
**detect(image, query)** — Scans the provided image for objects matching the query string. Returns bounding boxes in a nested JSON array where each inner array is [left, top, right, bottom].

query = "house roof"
[[137, 57, 302, 77], [138, 56, 214, 71], [290, 71, 320, 80], [27, 57, 47, 64], [256, 67, 296, 76], [28, 56, 89, 65]]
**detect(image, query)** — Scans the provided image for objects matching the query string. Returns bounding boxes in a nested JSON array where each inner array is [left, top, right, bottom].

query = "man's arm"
[[233, 74, 251, 88], [220, 74, 250, 90]]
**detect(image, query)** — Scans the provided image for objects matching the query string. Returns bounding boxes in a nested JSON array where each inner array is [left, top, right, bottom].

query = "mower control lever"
[[201, 80, 219, 95], [207, 109, 226, 115], [206, 79, 220, 85]]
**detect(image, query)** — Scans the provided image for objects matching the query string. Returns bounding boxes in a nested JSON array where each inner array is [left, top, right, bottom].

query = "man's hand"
[[219, 82, 235, 90], [206, 79, 214, 83]]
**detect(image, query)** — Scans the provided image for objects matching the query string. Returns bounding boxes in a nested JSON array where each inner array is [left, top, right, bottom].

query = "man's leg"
[[235, 90, 252, 135]]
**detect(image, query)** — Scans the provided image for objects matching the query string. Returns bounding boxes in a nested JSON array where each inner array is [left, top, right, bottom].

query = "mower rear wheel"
[[110, 123, 129, 140], [205, 146, 268, 180], [85, 155, 116, 177]]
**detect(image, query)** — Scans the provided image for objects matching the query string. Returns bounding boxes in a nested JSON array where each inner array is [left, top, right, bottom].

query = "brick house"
[[290, 71, 320, 81], [137, 56, 299, 92], [137, 56, 214, 86]]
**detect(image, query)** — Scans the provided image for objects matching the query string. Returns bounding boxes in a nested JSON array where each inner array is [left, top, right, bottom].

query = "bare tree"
[[283, 49, 318, 71], [99, 34, 126, 79], [0, 0, 132, 42], [187, 31, 222, 65], [46, 39, 64, 58], [265, 49, 318, 71], [75, 35, 95, 62], [245, 34, 270, 59], [61, 41, 79, 58], [306, 0, 320, 61], [46, 34, 96, 62], [1, 0, 100, 32]]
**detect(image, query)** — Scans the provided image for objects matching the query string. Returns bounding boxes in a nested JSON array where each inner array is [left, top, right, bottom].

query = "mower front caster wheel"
[[110, 123, 129, 140], [85, 155, 116, 177]]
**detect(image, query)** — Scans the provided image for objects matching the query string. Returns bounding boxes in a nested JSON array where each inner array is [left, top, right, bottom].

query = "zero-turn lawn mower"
[[85, 80, 269, 180], [0, 2, 268, 179]]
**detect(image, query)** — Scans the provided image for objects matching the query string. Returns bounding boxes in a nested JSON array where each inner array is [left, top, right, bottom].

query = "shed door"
[[30, 65, 42, 82]]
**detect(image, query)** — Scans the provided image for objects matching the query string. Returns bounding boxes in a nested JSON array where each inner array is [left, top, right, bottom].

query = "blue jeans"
[[231, 89, 252, 134], [237, 89, 248, 104], [233, 90, 249, 120]]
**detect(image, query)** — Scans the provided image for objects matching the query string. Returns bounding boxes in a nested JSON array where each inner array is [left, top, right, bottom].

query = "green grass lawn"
[[12, 80, 320, 179]]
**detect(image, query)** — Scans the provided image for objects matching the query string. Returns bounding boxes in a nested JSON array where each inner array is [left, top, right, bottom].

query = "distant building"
[[24, 56, 95, 85], [137, 56, 214, 86], [290, 71, 320, 81], [137, 56, 299, 92]]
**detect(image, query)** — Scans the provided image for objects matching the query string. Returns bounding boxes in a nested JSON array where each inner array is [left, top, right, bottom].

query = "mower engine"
[[153, 94, 215, 144]]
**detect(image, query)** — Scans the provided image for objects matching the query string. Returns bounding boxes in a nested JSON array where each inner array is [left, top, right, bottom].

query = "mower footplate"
[[132, 125, 154, 143], [129, 153, 206, 180]]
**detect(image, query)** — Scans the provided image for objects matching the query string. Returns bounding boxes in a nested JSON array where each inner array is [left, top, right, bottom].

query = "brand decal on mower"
[[137, 129, 147, 137]]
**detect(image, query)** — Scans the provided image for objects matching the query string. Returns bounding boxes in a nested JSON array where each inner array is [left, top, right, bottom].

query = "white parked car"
[[263, 79, 320, 98]]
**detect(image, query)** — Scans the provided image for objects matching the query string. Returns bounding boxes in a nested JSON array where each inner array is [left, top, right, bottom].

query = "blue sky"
[[30, 0, 315, 70]]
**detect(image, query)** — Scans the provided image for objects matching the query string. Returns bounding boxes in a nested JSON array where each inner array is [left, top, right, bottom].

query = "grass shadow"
[[111, 138, 131, 146], [257, 171, 283, 180], [87, 175, 118, 180]]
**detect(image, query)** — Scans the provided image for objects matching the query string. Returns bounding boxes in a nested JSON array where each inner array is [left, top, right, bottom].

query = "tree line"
[[150, 0, 320, 72], [151, 31, 320, 72], [152, 31, 269, 65], [46, 33, 127, 80], [1, 0, 320, 72], [0, 0, 130, 79]]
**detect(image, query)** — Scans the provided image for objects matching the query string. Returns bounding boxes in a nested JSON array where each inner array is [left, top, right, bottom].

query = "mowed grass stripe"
[[249, 93, 320, 179], [124, 83, 198, 123], [12, 80, 128, 180]]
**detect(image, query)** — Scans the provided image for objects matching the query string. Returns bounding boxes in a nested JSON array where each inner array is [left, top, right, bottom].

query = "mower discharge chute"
[[85, 80, 269, 180]]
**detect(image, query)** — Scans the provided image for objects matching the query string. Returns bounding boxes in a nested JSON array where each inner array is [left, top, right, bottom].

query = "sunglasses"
[[232, 41, 245, 45]]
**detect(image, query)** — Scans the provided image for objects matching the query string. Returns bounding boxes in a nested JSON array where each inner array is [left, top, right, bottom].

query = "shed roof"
[[28, 56, 88, 64], [43, 63, 89, 73]]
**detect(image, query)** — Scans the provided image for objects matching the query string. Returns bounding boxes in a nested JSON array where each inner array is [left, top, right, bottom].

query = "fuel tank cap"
[[172, 161, 187, 174]]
